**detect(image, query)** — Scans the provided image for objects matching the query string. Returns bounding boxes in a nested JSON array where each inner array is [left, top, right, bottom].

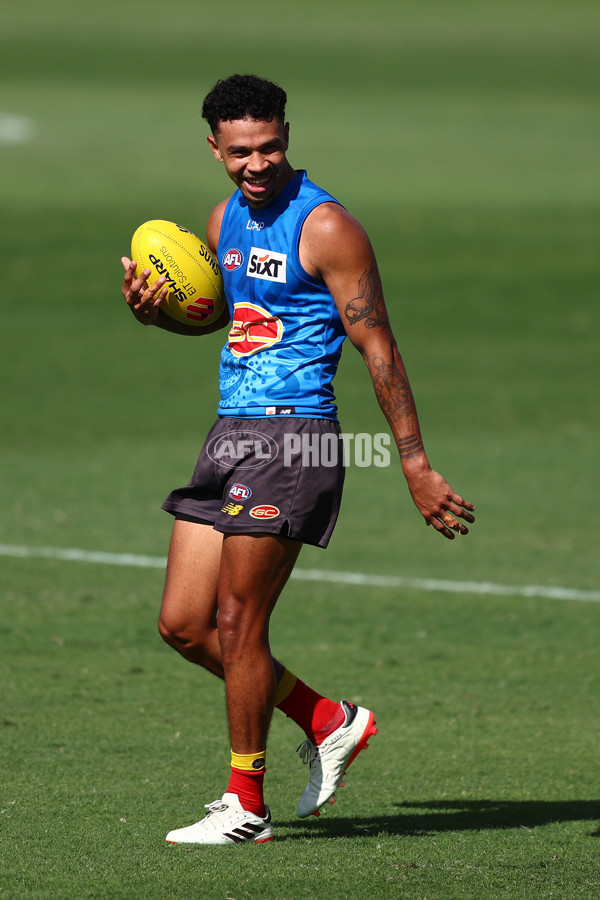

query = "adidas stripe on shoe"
[[166, 792, 274, 845], [296, 700, 377, 818]]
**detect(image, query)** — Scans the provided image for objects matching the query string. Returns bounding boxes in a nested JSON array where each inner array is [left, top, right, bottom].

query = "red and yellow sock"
[[227, 750, 266, 817], [275, 668, 345, 745]]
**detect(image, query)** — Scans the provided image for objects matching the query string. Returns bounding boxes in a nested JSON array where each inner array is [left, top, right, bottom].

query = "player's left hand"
[[405, 466, 475, 539]]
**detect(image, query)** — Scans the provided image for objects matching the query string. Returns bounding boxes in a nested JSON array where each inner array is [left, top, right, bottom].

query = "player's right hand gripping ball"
[[131, 220, 226, 327]]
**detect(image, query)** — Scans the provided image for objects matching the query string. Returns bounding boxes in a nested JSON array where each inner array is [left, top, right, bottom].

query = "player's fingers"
[[124, 260, 140, 285], [132, 268, 151, 291], [445, 501, 476, 524], [429, 516, 456, 540], [122, 259, 137, 297], [450, 493, 475, 513], [132, 277, 167, 316], [135, 277, 166, 308], [439, 511, 468, 535], [146, 275, 167, 297], [128, 269, 152, 303], [450, 519, 469, 535], [152, 286, 169, 308]]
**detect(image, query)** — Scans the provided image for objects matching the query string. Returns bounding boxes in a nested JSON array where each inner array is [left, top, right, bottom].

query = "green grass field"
[[2, 1, 599, 897]]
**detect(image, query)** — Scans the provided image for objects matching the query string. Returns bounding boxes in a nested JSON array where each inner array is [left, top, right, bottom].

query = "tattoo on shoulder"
[[344, 268, 389, 330]]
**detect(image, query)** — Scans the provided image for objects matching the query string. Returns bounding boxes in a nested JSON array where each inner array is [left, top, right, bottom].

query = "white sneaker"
[[166, 792, 274, 845], [296, 700, 377, 818]]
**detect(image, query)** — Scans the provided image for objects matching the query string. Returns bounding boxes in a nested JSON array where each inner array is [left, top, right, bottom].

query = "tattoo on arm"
[[396, 434, 424, 460], [370, 356, 425, 459], [371, 356, 413, 421], [344, 268, 389, 330]]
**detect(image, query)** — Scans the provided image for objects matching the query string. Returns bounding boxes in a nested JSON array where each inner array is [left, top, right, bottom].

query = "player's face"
[[208, 117, 295, 209]]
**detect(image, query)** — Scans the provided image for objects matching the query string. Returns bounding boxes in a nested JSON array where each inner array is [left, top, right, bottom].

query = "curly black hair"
[[202, 74, 287, 133]]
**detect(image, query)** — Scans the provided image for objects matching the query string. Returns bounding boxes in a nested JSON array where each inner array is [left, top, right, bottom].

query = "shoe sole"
[[167, 834, 274, 846], [310, 711, 378, 817]]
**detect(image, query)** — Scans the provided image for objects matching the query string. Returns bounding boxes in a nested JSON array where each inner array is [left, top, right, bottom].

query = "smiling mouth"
[[244, 175, 272, 191]]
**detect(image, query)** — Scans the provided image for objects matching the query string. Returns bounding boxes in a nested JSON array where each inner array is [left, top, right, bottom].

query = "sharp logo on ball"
[[249, 505, 280, 520], [227, 302, 284, 357], [247, 247, 287, 283], [223, 248, 244, 271], [149, 252, 197, 303], [186, 298, 215, 322]]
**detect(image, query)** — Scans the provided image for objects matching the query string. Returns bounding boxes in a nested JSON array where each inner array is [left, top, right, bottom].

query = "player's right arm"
[[121, 199, 230, 335]]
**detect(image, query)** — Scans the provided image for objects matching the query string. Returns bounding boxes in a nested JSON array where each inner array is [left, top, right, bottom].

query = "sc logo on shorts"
[[249, 505, 280, 520], [207, 431, 279, 469]]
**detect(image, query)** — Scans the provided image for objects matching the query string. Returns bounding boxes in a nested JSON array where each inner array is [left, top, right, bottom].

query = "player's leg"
[[159, 418, 348, 733], [158, 518, 288, 687], [166, 531, 301, 846], [157, 518, 224, 676], [158, 522, 302, 783], [217, 532, 302, 754], [158, 520, 375, 826], [217, 533, 301, 826]]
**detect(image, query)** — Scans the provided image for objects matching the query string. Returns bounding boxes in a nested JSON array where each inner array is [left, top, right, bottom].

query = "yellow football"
[[131, 220, 226, 327]]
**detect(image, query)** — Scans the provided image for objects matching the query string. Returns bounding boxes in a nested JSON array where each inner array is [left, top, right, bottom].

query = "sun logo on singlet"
[[227, 302, 284, 357]]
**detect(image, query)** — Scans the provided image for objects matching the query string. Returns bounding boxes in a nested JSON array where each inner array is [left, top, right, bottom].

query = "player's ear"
[[207, 134, 223, 162], [283, 122, 290, 151]]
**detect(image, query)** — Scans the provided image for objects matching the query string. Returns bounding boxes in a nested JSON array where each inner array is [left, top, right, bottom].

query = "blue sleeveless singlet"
[[216, 170, 346, 420]]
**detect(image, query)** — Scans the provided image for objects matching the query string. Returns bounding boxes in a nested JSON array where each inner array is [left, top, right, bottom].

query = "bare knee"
[[217, 600, 269, 665], [158, 612, 193, 652], [158, 612, 221, 675]]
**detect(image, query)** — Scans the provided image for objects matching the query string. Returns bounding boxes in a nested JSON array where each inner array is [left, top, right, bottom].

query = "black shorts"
[[162, 417, 345, 548]]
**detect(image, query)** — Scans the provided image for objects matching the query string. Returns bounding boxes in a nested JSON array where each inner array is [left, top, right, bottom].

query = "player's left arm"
[[302, 204, 475, 539]]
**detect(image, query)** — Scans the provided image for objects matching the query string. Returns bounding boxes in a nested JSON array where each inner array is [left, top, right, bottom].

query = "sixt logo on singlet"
[[247, 247, 287, 283]]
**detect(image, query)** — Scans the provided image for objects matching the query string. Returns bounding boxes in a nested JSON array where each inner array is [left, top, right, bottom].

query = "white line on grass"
[[1, 543, 599, 603], [0, 113, 37, 144]]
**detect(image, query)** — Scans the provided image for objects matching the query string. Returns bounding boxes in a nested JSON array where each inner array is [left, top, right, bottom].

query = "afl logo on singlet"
[[227, 302, 284, 357], [222, 248, 244, 271]]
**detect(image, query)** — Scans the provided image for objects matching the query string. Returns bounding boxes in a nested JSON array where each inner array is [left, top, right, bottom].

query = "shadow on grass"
[[278, 799, 600, 840]]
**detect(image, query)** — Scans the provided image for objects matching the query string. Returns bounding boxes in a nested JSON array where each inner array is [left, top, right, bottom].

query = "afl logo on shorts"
[[223, 248, 244, 271], [227, 302, 284, 357], [207, 430, 279, 469], [229, 483, 252, 501], [249, 504, 280, 520]]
